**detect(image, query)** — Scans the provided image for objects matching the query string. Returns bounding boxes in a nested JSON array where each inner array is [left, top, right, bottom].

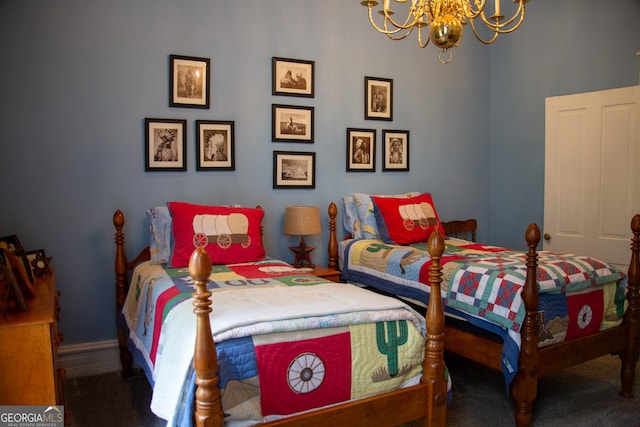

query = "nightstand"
[[0, 270, 64, 406], [309, 266, 342, 283]]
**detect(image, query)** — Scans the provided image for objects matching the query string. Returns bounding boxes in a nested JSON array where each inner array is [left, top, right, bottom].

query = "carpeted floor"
[[64, 354, 639, 426]]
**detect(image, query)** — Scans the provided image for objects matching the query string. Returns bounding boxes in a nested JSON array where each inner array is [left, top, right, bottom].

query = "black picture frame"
[[0, 235, 32, 283], [3, 248, 35, 299], [365, 76, 393, 121], [169, 54, 211, 109], [272, 57, 315, 98], [272, 104, 314, 143], [0, 263, 29, 312], [346, 128, 376, 172], [382, 129, 409, 171], [0, 235, 23, 255], [145, 118, 187, 171], [273, 151, 316, 189], [196, 120, 235, 171]]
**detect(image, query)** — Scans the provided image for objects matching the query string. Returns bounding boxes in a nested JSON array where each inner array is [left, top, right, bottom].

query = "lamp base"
[[289, 237, 316, 269]]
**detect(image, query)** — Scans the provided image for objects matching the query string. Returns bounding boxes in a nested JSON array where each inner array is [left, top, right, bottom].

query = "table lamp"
[[283, 206, 322, 268]]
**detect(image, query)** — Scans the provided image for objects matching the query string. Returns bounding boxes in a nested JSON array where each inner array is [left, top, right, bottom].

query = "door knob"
[[543, 233, 551, 241]]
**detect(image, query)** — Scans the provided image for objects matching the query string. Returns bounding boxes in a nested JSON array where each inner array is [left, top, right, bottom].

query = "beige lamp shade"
[[283, 206, 321, 236]]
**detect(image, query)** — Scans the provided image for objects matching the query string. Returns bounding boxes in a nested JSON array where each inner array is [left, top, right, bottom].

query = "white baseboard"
[[57, 339, 122, 379]]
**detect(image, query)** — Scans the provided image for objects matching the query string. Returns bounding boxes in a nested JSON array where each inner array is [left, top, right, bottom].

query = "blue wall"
[[0, 0, 637, 346], [489, 1, 640, 247]]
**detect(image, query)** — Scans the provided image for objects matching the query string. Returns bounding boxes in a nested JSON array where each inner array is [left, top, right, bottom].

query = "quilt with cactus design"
[[121, 259, 439, 426]]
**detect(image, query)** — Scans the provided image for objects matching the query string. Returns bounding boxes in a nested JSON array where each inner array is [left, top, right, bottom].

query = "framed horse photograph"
[[272, 104, 314, 143]]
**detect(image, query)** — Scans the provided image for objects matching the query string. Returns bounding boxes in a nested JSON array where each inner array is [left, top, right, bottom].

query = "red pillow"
[[168, 202, 265, 267], [371, 193, 446, 245]]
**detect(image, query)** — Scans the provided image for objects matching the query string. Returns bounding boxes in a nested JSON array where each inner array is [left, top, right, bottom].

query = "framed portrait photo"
[[273, 151, 316, 189], [145, 118, 187, 171], [196, 120, 235, 171], [365, 76, 393, 121], [382, 129, 409, 171], [272, 104, 314, 143], [169, 54, 210, 109], [346, 128, 376, 172], [272, 57, 314, 98]]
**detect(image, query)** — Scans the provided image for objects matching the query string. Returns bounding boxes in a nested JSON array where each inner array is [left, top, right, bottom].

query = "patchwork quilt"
[[121, 258, 436, 426], [339, 237, 627, 388]]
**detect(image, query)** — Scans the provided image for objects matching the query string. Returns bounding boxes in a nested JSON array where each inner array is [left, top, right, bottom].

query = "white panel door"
[[544, 85, 640, 268]]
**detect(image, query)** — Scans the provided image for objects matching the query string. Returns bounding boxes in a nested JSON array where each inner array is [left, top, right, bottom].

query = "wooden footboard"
[[114, 202, 448, 427]]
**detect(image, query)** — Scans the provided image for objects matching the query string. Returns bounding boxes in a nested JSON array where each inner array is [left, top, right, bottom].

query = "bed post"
[[328, 202, 338, 270], [424, 230, 447, 426], [113, 210, 133, 377], [512, 223, 541, 427], [189, 247, 224, 427], [620, 213, 640, 398]]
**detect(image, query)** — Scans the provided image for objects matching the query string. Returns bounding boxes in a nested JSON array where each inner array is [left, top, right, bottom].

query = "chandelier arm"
[[375, 3, 423, 31], [416, 24, 431, 48], [366, 6, 407, 35], [469, 19, 500, 45], [385, 26, 417, 41], [478, 2, 526, 32], [462, 0, 485, 20]]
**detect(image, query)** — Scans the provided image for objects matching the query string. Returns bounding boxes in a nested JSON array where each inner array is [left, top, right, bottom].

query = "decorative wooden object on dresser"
[[0, 270, 64, 406]]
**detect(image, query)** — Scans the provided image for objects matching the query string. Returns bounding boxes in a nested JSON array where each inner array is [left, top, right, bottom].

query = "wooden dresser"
[[0, 270, 64, 405]]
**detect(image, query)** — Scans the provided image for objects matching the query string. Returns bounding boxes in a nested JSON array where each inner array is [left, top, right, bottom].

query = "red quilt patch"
[[255, 332, 351, 416], [565, 289, 604, 341]]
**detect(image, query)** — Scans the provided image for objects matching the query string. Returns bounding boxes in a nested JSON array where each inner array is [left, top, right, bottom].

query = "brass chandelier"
[[361, 0, 529, 63]]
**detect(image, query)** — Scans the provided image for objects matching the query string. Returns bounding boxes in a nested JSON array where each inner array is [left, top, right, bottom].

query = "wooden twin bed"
[[437, 216, 640, 426], [113, 202, 448, 427], [337, 190, 640, 427], [113, 199, 639, 427]]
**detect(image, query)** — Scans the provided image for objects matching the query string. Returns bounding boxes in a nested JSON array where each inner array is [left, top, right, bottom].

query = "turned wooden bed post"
[[620, 213, 640, 398], [189, 247, 224, 427], [327, 202, 338, 270], [113, 210, 133, 377], [512, 223, 541, 427], [424, 230, 447, 427]]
